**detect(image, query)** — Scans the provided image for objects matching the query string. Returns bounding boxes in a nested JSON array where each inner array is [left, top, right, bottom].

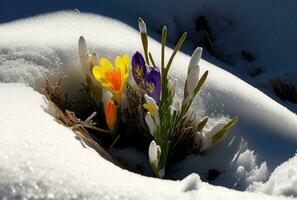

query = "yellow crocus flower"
[[92, 54, 130, 105]]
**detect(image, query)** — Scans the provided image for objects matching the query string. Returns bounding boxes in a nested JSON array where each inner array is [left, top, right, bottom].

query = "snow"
[[2, 0, 296, 112], [248, 154, 297, 197], [0, 11, 296, 199], [0, 83, 291, 200]]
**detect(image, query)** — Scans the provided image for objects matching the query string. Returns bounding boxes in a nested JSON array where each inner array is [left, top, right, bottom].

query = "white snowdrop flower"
[[138, 17, 147, 33], [148, 140, 160, 163], [145, 112, 157, 137], [148, 140, 162, 177], [143, 94, 160, 126], [188, 47, 202, 73], [183, 47, 203, 106], [200, 123, 225, 151], [91, 52, 99, 66], [144, 94, 156, 105], [78, 36, 92, 76], [78, 36, 88, 58]]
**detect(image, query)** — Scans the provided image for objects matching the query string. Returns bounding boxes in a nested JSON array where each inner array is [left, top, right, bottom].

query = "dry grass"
[[168, 115, 207, 163], [44, 76, 113, 162], [44, 77, 151, 174]]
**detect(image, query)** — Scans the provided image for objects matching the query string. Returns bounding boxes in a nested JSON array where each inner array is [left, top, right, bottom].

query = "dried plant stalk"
[[44, 77, 113, 162]]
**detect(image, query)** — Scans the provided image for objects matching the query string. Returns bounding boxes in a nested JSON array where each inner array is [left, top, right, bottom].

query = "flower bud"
[[148, 140, 162, 177], [188, 47, 202, 74], [91, 52, 99, 66], [138, 17, 147, 33], [145, 112, 157, 136], [78, 36, 88, 58], [105, 99, 117, 131], [183, 47, 203, 106]]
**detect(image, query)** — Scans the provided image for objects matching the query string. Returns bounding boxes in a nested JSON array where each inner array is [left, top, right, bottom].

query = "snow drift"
[[0, 11, 296, 199]]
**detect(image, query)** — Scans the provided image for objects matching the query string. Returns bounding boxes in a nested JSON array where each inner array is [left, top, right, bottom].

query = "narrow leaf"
[[194, 70, 208, 96], [197, 117, 208, 132], [149, 52, 156, 67], [165, 32, 187, 72], [212, 117, 239, 144], [161, 26, 167, 71]]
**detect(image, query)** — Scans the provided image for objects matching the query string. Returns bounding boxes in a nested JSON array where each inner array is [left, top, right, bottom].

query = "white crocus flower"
[[144, 94, 156, 105], [78, 36, 102, 106], [198, 123, 225, 152], [183, 47, 203, 106], [143, 94, 160, 126], [91, 52, 99, 66], [138, 17, 147, 34], [145, 112, 157, 137], [148, 140, 162, 177], [78, 36, 88, 58], [78, 36, 91, 75]]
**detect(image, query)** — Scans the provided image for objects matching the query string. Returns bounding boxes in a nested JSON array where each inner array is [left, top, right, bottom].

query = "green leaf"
[[212, 117, 239, 144], [165, 32, 187, 73], [197, 117, 208, 132], [161, 26, 167, 71], [149, 52, 156, 67], [194, 70, 208, 96]]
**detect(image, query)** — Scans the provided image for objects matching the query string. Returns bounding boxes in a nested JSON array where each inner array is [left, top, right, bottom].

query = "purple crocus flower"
[[131, 51, 161, 101], [132, 51, 147, 89], [145, 67, 161, 101]]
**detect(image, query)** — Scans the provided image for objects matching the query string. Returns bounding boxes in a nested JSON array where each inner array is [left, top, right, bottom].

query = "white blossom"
[[138, 17, 147, 33], [91, 52, 99, 66], [148, 140, 162, 177], [144, 94, 156, 105], [198, 123, 225, 151], [144, 94, 160, 126], [183, 47, 203, 106], [78, 36, 88, 58], [145, 112, 156, 137], [78, 36, 92, 76]]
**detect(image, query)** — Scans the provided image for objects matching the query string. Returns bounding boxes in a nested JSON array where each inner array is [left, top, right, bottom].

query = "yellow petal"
[[143, 103, 157, 118], [100, 57, 113, 69], [92, 66, 105, 81], [115, 56, 124, 69], [122, 54, 130, 69]]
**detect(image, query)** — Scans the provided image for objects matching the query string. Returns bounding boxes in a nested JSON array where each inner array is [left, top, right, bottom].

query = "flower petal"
[[145, 67, 161, 101], [92, 66, 105, 81], [122, 53, 130, 71], [132, 52, 147, 88], [100, 57, 113, 69]]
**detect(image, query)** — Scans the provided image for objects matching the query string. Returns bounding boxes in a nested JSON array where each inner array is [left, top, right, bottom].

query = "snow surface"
[[0, 11, 297, 199], [1, 0, 296, 112], [0, 83, 292, 200]]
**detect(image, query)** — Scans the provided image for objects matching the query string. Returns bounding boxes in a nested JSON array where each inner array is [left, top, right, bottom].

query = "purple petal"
[[132, 51, 147, 88], [145, 67, 161, 101]]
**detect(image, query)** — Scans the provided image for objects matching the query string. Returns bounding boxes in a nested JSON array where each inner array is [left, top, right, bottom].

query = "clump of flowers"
[[77, 18, 238, 178]]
